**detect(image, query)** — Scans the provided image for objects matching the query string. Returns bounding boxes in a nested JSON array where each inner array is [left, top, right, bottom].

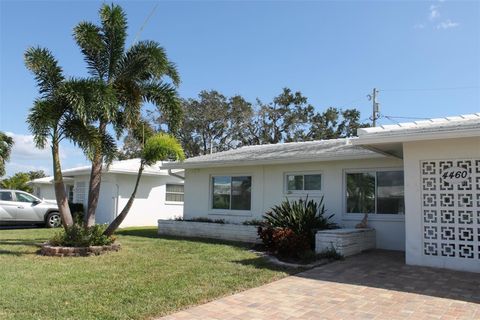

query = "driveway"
[[160, 250, 480, 320]]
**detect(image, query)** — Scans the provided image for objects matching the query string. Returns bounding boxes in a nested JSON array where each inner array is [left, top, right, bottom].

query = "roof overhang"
[[353, 120, 480, 158], [161, 153, 386, 170]]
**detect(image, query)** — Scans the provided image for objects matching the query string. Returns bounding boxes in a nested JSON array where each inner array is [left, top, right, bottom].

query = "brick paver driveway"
[[160, 250, 480, 320]]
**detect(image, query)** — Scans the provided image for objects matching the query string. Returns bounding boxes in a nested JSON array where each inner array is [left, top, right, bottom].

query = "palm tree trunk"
[[85, 121, 106, 228], [52, 140, 73, 228], [103, 162, 144, 237]]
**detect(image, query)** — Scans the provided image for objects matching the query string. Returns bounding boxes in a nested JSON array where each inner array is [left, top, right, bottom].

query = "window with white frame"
[[212, 176, 251, 210], [346, 170, 404, 215], [165, 184, 184, 202], [285, 173, 322, 193]]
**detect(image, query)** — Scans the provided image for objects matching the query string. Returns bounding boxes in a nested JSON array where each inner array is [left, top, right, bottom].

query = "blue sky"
[[1, 0, 479, 177]]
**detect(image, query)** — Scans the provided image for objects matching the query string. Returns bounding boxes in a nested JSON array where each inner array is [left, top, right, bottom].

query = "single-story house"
[[30, 159, 185, 227], [162, 113, 480, 273]]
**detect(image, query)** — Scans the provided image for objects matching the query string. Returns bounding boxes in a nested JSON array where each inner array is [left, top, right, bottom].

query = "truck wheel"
[[45, 212, 62, 228]]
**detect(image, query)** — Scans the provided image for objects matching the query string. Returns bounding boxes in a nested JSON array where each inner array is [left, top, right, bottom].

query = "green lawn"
[[0, 227, 291, 320]]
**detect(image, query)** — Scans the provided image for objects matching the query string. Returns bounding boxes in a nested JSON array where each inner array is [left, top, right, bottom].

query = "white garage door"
[[421, 159, 479, 265]]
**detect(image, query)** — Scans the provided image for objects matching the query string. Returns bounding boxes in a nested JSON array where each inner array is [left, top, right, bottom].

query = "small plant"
[[242, 219, 264, 226], [318, 245, 344, 260], [258, 197, 337, 260], [173, 217, 226, 224], [49, 224, 115, 247], [257, 226, 310, 259], [69, 202, 84, 224]]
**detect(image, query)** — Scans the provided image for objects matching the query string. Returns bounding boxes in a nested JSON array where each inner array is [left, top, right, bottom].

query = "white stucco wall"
[[34, 184, 56, 201], [183, 157, 406, 250], [403, 136, 480, 273], [116, 174, 184, 227], [31, 172, 184, 227]]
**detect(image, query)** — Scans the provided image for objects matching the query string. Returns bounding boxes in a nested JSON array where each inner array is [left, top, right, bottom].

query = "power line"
[[132, 2, 159, 46]]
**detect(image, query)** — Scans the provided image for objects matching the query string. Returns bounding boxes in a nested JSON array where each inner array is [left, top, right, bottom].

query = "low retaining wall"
[[158, 220, 261, 243], [315, 228, 376, 257]]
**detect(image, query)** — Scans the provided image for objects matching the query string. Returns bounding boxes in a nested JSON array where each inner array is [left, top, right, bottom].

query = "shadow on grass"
[[0, 239, 43, 256]]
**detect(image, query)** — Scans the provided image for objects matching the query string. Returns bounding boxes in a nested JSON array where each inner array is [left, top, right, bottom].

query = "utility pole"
[[367, 88, 380, 127]]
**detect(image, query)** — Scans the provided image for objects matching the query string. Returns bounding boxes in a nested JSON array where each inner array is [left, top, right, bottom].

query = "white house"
[[31, 159, 184, 227], [162, 113, 480, 273]]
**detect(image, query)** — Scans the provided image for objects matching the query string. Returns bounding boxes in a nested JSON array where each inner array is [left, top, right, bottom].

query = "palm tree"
[[25, 47, 100, 228], [0, 132, 14, 177], [73, 4, 182, 227], [103, 133, 184, 236]]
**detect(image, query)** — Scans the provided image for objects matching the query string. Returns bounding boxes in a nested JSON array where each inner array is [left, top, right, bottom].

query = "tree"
[[0, 132, 14, 177], [25, 47, 79, 228], [0, 172, 31, 192], [27, 170, 47, 181], [103, 133, 184, 236], [73, 4, 182, 227], [305, 107, 369, 140], [243, 88, 314, 145]]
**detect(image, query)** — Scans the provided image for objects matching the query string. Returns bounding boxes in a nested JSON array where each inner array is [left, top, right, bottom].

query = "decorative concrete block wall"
[[315, 228, 376, 257], [158, 220, 261, 244]]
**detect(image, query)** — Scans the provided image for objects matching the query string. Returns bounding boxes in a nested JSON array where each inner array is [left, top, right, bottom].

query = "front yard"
[[0, 227, 290, 320]]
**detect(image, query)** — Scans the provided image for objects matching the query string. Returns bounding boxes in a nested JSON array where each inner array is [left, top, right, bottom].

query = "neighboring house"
[[162, 113, 480, 273], [30, 159, 184, 227]]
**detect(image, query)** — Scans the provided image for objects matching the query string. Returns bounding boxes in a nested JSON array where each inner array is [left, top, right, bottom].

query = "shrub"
[[258, 197, 336, 259], [49, 224, 115, 247], [263, 196, 336, 247], [257, 226, 310, 259], [173, 217, 225, 224], [242, 219, 264, 226], [68, 202, 84, 224]]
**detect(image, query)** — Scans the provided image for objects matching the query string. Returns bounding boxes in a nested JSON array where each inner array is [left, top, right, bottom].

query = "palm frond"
[[140, 81, 183, 133], [142, 133, 185, 166], [73, 22, 108, 78], [99, 3, 127, 80], [27, 99, 60, 148], [116, 40, 179, 85], [24, 47, 64, 98]]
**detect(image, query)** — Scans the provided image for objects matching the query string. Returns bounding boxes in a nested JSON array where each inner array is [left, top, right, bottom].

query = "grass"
[[0, 227, 292, 320]]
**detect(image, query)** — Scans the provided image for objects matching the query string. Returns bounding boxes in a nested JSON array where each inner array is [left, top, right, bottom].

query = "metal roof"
[[161, 138, 384, 169], [355, 113, 480, 144], [30, 159, 184, 185]]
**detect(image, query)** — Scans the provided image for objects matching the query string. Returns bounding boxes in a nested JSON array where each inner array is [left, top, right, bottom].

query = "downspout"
[[167, 169, 185, 181]]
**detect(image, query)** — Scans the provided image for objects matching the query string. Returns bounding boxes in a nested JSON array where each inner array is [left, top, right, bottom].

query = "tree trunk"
[[85, 121, 106, 228], [52, 140, 73, 228], [103, 162, 144, 237]]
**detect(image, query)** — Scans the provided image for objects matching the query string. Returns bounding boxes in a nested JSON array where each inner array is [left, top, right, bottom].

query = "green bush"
[[49, 224, 115, 247], [68, 202, 84, 224], [257, 227, 310, 259], [263, 196, 336, 246], [242, 219, 264, 226], [258, 197, 336, 259], [173, 217, 226, 224]]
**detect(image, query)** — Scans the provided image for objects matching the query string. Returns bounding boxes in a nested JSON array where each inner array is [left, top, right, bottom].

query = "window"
[[286, 173, 322, 192], [74, 181, 87, 206], [212, 176, 251, 210], [67, 185, 74, 203], [346, 170, 404, 214], [0, 191, 13, 201], [166, 184, 184, 202], [15, 192, 37, 203]]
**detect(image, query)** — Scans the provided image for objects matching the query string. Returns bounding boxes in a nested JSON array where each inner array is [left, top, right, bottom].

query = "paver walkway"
[[160, 250, 480, 320]]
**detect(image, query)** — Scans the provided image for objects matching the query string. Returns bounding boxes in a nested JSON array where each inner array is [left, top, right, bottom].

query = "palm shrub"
[[258, 196, 336, 258]]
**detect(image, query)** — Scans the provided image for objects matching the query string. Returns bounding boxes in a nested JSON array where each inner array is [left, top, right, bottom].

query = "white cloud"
[[6, 132, 51, 160], [429, 5, 440, 20], [436, 19, 459, 29]]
